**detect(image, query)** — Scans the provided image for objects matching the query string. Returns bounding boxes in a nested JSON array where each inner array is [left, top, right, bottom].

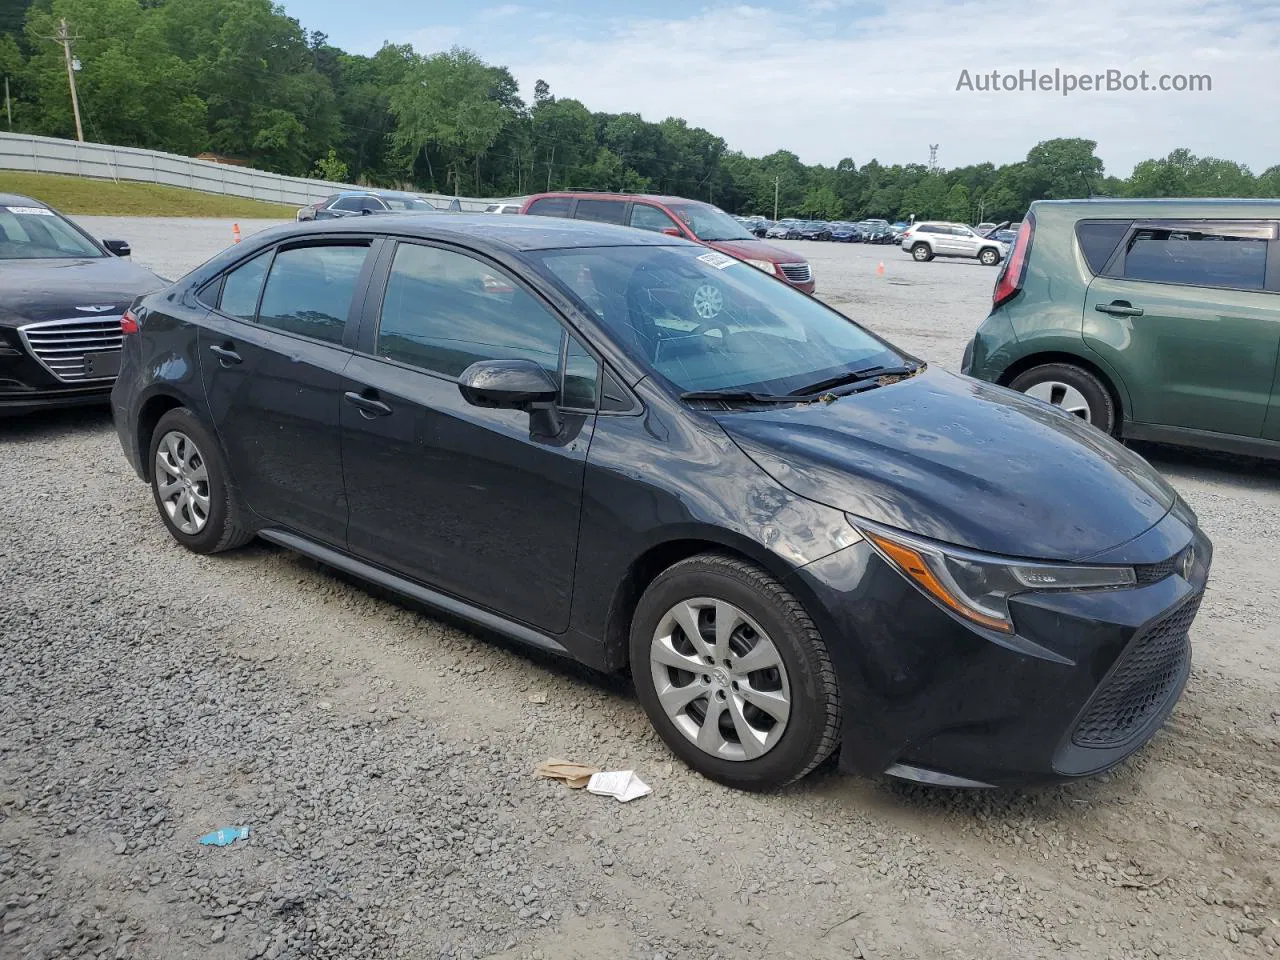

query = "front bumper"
[[787, 512, 1211, 787], [1, 341, 113, 416]]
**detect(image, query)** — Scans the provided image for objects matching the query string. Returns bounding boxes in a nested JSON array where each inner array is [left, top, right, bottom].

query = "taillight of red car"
[[121, 309, 139, 335], [992, 214, 1035, 308]]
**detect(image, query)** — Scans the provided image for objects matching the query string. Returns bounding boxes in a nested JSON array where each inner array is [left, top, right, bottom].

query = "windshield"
[[534, 245, 902, 396], [0, 204, 103, 260], [666, 202, 755, 242], [383, 196, 436, 211]]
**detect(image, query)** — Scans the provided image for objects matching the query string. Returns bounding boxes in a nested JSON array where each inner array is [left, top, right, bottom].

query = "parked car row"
[[765, 218, 904, 244]]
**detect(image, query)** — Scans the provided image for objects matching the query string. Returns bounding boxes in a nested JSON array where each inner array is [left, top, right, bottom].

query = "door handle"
[[1095, 301, 1144, 317], [344, 390, 392, 418], [208, 343, 242, 365]]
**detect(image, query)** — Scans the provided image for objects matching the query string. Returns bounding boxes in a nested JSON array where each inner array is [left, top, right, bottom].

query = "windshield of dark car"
[[535, 245, 901, 396], [0, 205, 103, 260], [666, 202, 756, 242]]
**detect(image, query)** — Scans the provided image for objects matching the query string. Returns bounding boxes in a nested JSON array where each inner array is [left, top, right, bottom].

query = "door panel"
[[198, 315, 352, 543], [340, 355, 594, 632], [1084, 223, 1280, 436]]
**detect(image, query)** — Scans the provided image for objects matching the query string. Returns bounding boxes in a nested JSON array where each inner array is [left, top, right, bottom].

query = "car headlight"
[[854, 521, 1135, 634], [745, 259, 777, 275]]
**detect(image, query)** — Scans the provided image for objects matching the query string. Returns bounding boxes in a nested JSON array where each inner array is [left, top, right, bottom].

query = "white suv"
[[900, 221, 1006, 266]]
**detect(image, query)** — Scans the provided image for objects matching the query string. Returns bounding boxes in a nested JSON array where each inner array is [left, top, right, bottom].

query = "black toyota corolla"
[[111, 216, 1211, 790], [1, 193, 165, 415]]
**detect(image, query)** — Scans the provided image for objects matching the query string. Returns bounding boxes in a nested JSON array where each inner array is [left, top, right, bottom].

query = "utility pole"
[[4, 77, 11, 131], [772, 176, 780, 221], [54, 19, 84, 142]]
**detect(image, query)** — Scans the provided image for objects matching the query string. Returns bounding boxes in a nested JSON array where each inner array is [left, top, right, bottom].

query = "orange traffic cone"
[[232, 223, 241, 244], [876, 261, 885, 277]]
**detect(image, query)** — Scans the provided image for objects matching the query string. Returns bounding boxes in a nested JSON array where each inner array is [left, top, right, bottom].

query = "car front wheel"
[[630, 553, 841, 790], [1008, 363, 1118, 435], [149, 407, 254, 554], [979, 247, 1001, 266], [911, 243, 933, 262]]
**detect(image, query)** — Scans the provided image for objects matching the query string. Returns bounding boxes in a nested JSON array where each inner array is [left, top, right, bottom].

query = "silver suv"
[[900, 221, 1007, 266]]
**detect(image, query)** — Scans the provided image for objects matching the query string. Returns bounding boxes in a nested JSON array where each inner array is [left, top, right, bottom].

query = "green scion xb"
[[963, 199, 1280, 459]]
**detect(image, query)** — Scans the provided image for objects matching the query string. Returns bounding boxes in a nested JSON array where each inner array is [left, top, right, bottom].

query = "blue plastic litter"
[[198, 826, 251, 847]]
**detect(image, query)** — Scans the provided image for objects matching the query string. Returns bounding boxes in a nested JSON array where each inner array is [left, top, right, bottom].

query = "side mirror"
[[458, 359, 558, 410], [103, 239, 131, 257], [661, 227, 682, 237]]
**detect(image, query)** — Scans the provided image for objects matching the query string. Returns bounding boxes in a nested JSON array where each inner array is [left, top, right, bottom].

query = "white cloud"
[[493, 0, 1280, 176]]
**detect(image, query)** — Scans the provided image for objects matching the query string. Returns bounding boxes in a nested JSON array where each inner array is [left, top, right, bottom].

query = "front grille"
[[18, 316, 123, 383], [1071, 593, 1201, 748], [1134, 556, 1177, 585], [779, 262, 812, 283]]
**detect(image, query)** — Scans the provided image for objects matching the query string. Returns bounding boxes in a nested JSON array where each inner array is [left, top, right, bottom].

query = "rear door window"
[[1075, 220, 1133, 274], [330, 197, 361, 212], [630, 204, 680, 233], [1117, 223, 1271, 291], [255, 243, 370, 343], [527, 197, 573, 218], [575, 199, 627, 224]]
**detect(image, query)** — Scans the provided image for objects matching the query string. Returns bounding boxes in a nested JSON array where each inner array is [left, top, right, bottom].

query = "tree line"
[[2, 0, 1278, 221]]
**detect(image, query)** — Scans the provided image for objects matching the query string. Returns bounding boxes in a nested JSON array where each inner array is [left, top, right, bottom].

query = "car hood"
[[715, 367, 1178, 561], [0, 256, 165, 327], [706, 237, 802, 265]]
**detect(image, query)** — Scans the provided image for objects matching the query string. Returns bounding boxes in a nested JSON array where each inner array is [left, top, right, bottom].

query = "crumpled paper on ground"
[[534, 759, 600, 789], [586, 770, 651, 803]]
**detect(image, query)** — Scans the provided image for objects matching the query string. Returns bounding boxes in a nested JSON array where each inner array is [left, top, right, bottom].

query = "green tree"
[[311, 147, 348, 182], [389, 47, 511, 194], [943, 182, 971, 222], [1020, 137, 1104, 199]]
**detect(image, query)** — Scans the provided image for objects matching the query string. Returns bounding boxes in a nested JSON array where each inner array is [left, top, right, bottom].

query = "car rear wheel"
[[1008, 363, 1117, 435], [630, 553, 841, 790], [911, 243, 933, 262], [149, 407, 254, 554], [979, 247, 1001, 266]]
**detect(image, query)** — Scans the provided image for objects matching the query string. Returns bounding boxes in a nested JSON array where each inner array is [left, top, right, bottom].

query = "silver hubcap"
[[1024, 381, 1093, 422], [692, 284, 724, 319], [649, 598, 791, 762], [981, 250, 997, 264], [913, 246, 929, 260], [154, 430, 211, 535]]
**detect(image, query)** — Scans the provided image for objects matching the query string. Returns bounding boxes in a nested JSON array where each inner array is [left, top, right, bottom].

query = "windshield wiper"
[[788, 363, 919, 397], [680, 390, 800, 404]]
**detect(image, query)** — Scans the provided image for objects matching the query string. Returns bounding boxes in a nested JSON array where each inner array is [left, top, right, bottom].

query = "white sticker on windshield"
[[3, 206, 53, 216], [696, 251, 738, 270]]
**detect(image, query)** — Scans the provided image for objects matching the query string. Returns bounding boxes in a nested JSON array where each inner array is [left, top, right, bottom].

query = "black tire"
[[911, 242, 933, 262], [978, 247, 1001, 266], [148, 407, 254, 554], [630, 552, 841, 791], [1008, 362, 1118, 435]]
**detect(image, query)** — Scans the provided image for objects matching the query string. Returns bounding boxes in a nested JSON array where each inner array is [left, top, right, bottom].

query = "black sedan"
[[797, 221, 831, 241], [297, 190, 441, 221], [111, 215, 1210, 790], [0, 194, 165, 416]]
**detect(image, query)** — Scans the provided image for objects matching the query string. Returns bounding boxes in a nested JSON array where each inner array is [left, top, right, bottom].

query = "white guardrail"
[[0, 131, 520, 212]]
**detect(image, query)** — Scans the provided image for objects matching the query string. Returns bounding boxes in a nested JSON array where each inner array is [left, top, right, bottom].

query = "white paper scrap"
[[696, 251, 737, 270], [586, 770, 651, 803]]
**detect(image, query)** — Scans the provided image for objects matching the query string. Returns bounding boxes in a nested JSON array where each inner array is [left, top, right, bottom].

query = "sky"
[[284, 0, 1280, 177]]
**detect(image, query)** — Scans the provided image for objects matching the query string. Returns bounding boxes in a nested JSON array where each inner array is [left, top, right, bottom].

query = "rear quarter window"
[[527, 197, 572, 218], [1075, 220, 1133, 274]]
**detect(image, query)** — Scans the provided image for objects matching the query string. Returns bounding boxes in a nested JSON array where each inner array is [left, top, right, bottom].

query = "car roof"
[[1030, 197, 1280, 217], [525, 191, 709, 206], [0, 193, 47, 208], [276, 213, 693, 252]]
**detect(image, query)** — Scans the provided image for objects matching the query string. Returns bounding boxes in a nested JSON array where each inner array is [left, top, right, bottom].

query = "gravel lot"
[[2, 219, 1278, 960]]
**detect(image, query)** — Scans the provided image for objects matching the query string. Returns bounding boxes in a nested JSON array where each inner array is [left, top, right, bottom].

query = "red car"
[[519, 192, 815, 294]]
